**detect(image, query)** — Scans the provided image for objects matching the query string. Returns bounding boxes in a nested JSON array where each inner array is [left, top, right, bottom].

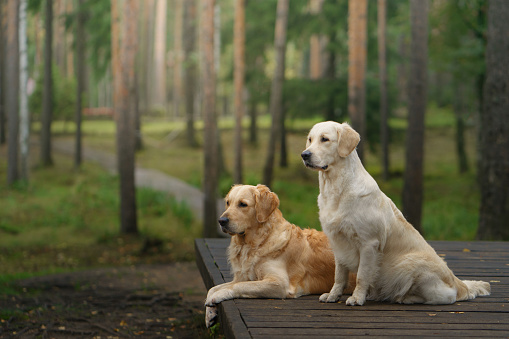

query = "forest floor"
[[0, 262, 211, 338], [0, 139, 221, 338]]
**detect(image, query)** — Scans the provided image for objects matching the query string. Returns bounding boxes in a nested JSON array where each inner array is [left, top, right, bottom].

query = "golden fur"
[[205, 184, 355, 327], [302, 121, 490, 306]]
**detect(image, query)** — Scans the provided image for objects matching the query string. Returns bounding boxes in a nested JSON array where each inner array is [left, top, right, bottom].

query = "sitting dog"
[[204, 184, 355, 327], [301, 121, 490, 306]]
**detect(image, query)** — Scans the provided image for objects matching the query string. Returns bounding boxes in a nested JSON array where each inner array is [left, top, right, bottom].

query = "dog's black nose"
[[301, 150, 312, 161], [218, 217, 229, 227]]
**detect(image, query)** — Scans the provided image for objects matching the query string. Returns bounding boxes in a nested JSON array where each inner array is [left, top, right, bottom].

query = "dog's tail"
[[455, 277, 491, 301]]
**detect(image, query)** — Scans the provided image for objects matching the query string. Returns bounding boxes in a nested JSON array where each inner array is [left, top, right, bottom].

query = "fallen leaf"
[[168, 317, 177, 322], [490, 280, 500, 283], [58, 326, 66, 331], [462, 248, 471, 252], [428, 313, 436, 317], [120, 320, 127, 326]]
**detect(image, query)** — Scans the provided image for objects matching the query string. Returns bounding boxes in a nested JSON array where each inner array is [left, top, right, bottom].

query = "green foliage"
[[29, 64, 77, 124]]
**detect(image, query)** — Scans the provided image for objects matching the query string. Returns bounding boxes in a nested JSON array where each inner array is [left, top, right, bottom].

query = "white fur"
[[303, 121, 490, 306]]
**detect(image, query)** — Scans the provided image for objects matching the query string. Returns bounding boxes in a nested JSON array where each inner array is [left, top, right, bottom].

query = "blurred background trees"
[[1, 0, 507, 240]]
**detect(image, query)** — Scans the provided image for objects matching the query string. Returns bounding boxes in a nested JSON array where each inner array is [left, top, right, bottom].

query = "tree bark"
[[378, 0, 389, 181], [40, 0, 53, 167], [6, 0, 19, 185], [402, 0, 429, 234], [233, 0, 245, 184], [0, 1, 6, 145], [183, 0, 197, 148], [477, 0, 509, 240], [153, 0, 167, 110], [112, 0, 139, 235], [173, 0, 183, 119], [75, 0, 85, 169], [19, 0, 29, 182], [309, 0, 324, 79], [202, 0, 219, 238], [453, 83, 469, 174], [262, 0, 289, 188], [347, 0, 367, 163]]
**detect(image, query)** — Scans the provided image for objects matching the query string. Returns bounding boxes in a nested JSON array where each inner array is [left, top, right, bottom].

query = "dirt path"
[[1, 263, 210, 338]]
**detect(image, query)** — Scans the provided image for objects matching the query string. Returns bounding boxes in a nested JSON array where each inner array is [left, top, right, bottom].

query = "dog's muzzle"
[[218, 216, 244, 235], [301, 150, 328, 170]]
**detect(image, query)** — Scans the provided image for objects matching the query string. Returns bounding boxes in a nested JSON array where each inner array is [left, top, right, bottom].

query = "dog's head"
[[218, 184, 280, 236], [301, 121, 360, 171]]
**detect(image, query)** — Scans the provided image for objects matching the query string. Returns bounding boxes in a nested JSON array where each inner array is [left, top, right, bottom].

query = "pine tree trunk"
[[262, 0, 289, 188], [233, 0, 245, 184], [184, 0, 197, 147], [0, 2, 6, 146], [402, 0, 429, 234], [173, 0, 183, 119], [347, 0, 367, 163], [19, 0, 29, 182], [40, 0, 53, 167], [153, 0, 167, 110], [477, 0, 509, 240], [6, 0, 19, 185], [75, 0, 85, 169], [112, 0, 139, 235], [378, 0, 389, 181], [202, 0, 219, 238]]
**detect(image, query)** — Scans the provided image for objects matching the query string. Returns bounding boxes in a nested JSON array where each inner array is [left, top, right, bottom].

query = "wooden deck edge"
[[195, 238, 252, 339]]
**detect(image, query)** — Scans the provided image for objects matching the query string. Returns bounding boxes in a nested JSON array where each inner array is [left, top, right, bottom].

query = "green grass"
[[0, 153, 201, 290]]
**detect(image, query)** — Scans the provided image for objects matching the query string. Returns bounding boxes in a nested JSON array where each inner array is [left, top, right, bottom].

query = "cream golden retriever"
[[204, 184, 355, 327], [301, 121, 490, 306]]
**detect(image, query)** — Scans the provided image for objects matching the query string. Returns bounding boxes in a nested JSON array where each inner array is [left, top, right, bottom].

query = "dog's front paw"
[[346, 294, 365, 306], [205, 289, 233, 306], [205, 306, 218, 328], [319, 292, 341, 303]]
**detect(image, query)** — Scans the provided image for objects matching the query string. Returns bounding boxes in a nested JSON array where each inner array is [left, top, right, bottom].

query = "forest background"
[[1, 0, 508, 288]]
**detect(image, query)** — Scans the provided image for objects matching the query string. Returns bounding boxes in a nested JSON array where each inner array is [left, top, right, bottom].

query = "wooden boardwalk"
[[196, 238, 509, 338]]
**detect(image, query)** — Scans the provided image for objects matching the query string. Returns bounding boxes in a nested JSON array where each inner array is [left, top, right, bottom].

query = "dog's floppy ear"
[[337, 123, 360, 157], [255, 184, 280, 223]]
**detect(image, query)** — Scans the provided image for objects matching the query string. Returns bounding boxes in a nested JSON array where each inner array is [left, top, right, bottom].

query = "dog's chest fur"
[[228, 244, 261, 281]]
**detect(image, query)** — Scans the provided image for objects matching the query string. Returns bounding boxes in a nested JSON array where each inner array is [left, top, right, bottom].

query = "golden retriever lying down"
[[204, 184, 355, 327], [302, 121, 490, 306]]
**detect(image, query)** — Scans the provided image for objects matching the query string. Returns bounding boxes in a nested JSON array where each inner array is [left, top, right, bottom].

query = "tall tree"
[[152, 0, 167, 110], [347, 0, 367, 163], [19, 0, 29, 182], [111, 0, 139, 234], [6, 0, 19, 185], [233, 0, 245, 184], [40, 0, 53, 167], [202, 0, 219, 237], [173, 0, 183, 118], [477, 0, 509, 240], [262, 0, 289, 188], [402, 0, 429, 234], [378, 0, 389, 181], [75, 0, 85, 169], [0, 1, 6, 146], [309, 0, 324, 79], [183, 0, 197, 147]]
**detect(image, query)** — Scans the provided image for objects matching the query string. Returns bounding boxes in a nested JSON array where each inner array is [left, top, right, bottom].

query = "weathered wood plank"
[[196, 238, 509, 338]]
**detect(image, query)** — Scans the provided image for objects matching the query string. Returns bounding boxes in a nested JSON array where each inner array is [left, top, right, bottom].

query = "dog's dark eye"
[[226, 201, 230, 206], [239, 202, 248, 208], [321, 137, 329, 142], [308, 137, 312, 143]]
